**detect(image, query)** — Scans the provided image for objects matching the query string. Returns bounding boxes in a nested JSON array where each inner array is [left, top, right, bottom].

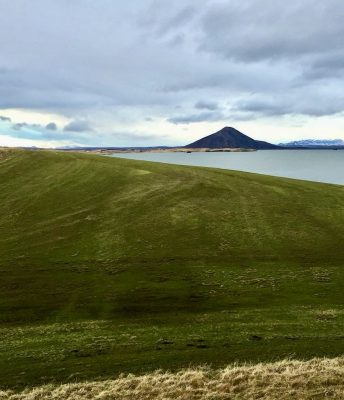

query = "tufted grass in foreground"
[[0, 357, 343, 400]]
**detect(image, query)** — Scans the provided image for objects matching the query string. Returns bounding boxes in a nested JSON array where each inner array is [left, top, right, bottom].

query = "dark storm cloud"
[[0, 0, 344, 145]]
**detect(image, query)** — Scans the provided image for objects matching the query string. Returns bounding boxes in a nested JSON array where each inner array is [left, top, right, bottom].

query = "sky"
[[0, 0, 344, 148]]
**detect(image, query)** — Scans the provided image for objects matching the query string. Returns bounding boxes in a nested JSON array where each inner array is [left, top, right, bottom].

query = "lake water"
[[110, 150, 344, 185]]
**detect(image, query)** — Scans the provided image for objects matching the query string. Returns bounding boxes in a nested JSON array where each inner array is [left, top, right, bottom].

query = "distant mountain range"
[[280, 139, 344, 148], [185, 127, 278, 149]]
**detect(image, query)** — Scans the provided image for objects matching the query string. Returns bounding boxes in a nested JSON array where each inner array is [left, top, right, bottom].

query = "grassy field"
[[0, 148, 343, 389]]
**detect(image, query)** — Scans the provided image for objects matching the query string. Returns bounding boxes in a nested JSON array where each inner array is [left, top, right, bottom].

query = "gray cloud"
[[167, 34, 185, 47], [199, 1, 344, 63], [138, 2, 199, 37], [233, 93, 344, 118], [0, 115, 11, 122], [13, 122, 42, 130], [3, 122, 94, 145], [195, 100, 219, 111], [302, 52, 344, 81], [63, 120, 92, 132], [45, 122, 57, 130], [13, 123, 27, 130], [168, 111, 224, 125]]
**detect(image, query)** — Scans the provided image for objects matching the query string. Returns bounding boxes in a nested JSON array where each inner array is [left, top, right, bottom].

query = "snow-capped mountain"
[[280, 139, 344, 147]]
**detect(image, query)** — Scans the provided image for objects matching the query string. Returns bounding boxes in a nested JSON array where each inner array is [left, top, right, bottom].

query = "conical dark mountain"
[[186, 127, 279, 149]]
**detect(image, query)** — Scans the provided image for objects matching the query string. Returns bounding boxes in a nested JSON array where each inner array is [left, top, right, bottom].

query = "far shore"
[[78, 147, 256, 154]]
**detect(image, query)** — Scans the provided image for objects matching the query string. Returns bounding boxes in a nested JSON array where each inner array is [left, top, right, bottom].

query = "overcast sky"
[[1, 0, 344, 147]]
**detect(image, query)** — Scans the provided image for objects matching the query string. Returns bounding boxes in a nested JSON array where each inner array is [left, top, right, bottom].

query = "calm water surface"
[[110, 150, 344, 185]]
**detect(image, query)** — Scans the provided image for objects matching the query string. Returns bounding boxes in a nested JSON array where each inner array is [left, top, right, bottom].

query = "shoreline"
[[76, 147, 257, 154]]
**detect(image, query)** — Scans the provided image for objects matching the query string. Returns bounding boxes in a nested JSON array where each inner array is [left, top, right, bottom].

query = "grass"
[[0, 148, 343, 389], [1, 358, 343, 399]]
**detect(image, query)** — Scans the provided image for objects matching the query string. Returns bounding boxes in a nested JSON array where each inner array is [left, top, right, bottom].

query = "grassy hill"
[[0, 148, 344, 388]]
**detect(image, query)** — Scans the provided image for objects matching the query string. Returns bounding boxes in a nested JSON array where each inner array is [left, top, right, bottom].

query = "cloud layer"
[[0, 0, 343, 146]]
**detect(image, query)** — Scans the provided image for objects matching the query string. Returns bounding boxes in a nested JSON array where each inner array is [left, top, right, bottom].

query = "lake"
[[110, 150, 344, 185]]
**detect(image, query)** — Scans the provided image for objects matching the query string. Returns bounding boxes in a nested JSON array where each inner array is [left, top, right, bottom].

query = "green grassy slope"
[[0, 148, 343, 388]]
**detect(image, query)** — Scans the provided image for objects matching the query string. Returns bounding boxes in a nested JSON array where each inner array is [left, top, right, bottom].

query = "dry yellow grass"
[[1, 357, 343, 400]]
